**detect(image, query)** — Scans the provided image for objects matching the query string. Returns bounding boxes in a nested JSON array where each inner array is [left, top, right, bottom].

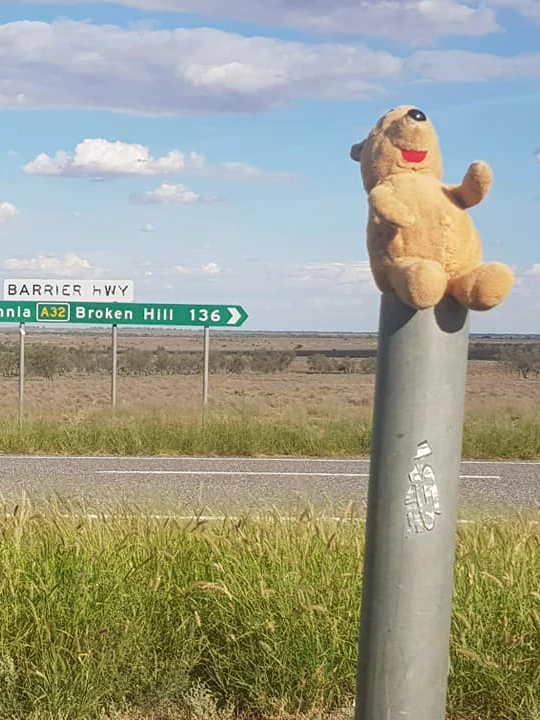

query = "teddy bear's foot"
[[449, 262, 514, 311], [388, 258, 448, 310]]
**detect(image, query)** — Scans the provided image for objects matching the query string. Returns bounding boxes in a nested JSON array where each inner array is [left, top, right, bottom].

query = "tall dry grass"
[[1, 408, 539, 458], [0, 498, 538, 719]]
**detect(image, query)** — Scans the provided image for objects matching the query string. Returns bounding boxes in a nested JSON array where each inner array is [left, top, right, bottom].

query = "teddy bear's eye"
[[407, 108, 427, 122]]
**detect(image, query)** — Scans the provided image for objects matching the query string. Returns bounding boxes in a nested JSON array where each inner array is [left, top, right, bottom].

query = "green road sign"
[[0, 301, 248, 327]]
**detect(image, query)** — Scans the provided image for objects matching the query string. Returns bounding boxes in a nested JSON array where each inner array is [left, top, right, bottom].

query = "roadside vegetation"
[[0, 499, 537, 720], [0, 408, 539, 458], [0, 339, 539, 379], [0, 341, 379, 377], [0, 337, 537, 457]]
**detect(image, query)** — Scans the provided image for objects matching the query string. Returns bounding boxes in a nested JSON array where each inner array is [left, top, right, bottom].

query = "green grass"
[[1, 410, 540, 458], [0, 499, 538, 720]]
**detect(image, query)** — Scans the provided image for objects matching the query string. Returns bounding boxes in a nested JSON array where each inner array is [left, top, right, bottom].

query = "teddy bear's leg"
[[386, 258, 448, 310], [449, 262, 514, 310]]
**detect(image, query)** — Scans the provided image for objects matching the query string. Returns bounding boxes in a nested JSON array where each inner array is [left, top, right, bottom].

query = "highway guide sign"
[[4, 278, 135, 303], [0, 301, 248, 327]]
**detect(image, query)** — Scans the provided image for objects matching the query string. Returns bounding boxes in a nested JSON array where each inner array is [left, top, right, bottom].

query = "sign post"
[[0, 300, 248, 412], [18, 323, 25, 428], [353, 293, 469, 720], [111, 324, 118, 411], [202, 326, 210, 408]]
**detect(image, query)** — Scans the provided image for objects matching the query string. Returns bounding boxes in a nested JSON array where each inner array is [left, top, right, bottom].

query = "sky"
[[0, 0, 539, 333]]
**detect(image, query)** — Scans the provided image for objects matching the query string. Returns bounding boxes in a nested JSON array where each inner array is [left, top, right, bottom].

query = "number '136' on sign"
[[189, 308, 221, 322]]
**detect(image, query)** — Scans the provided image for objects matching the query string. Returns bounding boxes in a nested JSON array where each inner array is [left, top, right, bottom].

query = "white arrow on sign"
[[227, 307, 241, 325]]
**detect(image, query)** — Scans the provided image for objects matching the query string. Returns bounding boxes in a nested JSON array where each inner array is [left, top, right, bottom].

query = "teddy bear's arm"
[[369, 184, 415, 228], [444, 161, 493, 209]]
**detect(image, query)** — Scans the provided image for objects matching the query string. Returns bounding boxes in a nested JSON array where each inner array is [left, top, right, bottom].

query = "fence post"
[[354, 292, 470, 720]]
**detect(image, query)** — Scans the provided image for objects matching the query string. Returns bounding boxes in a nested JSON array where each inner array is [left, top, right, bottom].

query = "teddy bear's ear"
[[350, 140, 365, 162]]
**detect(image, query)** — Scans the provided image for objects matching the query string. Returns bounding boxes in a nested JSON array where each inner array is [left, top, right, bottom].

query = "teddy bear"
[[350, 106, 514, 311]]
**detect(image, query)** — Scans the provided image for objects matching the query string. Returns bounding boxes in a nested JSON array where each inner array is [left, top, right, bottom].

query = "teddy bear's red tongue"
[[402, 149, 427, 163]]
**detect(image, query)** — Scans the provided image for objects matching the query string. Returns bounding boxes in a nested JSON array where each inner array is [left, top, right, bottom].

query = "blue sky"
[[0, 0, 539, 332]]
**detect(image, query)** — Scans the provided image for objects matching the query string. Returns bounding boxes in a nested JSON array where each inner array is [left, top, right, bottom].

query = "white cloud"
[[138, 223, 156, 233], [0, 1, 499, 42], [217, 161, 297, 183], [129, 256, 381, 329], [201, 261, 223, 275], [22, 140, 296, 184], [21, 138, 195, 178], [0, 202, 20, 223], [130, 182, 221, 205], [535, 149, 540, 164], [172, 265, 189, 275], [168, 262, 223, 277], [1, 252, 93, 276], [1, 20, 539, 117], [0, 21, 402, 115], [480, 0, 540, 21], [470, 263, 540, 334], [407, 49, 540, 82], [285, 261, 376, 290]]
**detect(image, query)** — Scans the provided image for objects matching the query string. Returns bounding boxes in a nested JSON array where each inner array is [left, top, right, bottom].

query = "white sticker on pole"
[[4, 279, 134, 303], [404, 441, 441, 534]]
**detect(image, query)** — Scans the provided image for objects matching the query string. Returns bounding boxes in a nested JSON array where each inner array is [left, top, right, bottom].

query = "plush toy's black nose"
[[407, 108, 427, 122]]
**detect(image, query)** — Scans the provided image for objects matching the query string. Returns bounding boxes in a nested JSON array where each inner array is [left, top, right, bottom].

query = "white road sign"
[[3, 279, 135, 303]]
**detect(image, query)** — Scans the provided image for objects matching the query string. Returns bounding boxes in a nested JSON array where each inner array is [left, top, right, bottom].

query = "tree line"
[[0, 340, 537, 380]]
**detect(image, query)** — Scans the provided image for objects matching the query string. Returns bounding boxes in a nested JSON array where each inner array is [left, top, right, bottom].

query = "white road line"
[[460, 475, 501, 480], [97, 470, 369, 477], [96, 470, 500, 479], [0, 454, 370, 462], [461, 460, 540, 466], [0, 454, 539, 466]]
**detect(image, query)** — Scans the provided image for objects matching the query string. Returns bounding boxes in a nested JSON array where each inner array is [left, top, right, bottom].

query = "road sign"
[[4, 279, 135, 303], [0, 301, 248, 327]]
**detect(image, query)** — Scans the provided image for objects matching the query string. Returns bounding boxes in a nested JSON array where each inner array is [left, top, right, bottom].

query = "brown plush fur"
[[350, 106, 514, 311]]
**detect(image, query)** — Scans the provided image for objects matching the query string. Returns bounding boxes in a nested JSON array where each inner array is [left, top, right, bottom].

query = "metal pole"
[[18, 322, 25, 427], [354, 293, 470, 720], [202, 325, 210, 407], [111, 323, 118, 411]]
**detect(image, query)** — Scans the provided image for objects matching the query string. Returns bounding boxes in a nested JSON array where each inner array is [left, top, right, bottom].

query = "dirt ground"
[[1, 328, 537, 419]]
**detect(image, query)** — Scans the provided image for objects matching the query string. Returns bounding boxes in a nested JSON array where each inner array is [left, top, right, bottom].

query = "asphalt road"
[[0, 454, 538, 516]]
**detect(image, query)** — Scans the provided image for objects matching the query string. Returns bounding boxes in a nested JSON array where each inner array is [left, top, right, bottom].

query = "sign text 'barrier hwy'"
[[4, 278, 135, 303]]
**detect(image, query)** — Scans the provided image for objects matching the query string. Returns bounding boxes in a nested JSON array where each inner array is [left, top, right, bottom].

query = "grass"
[[0, 498, 538, 720], [1, 409, 540, 458]]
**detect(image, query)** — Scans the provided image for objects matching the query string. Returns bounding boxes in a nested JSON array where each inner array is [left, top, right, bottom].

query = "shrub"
[[26, 344, 68, 379], [0, 343, 18, 377], [499, 346, 540, 379], [307, 354, 334, 373], [249, 350, 295, 373], [119, 347, 153, 376]]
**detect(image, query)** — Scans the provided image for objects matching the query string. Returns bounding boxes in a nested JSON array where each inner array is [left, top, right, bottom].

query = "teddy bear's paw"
[[467, 161, 493, 184], [462, 161, 493, 203], [390, 259, 448, 310], [450, 262, 514, 311]]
